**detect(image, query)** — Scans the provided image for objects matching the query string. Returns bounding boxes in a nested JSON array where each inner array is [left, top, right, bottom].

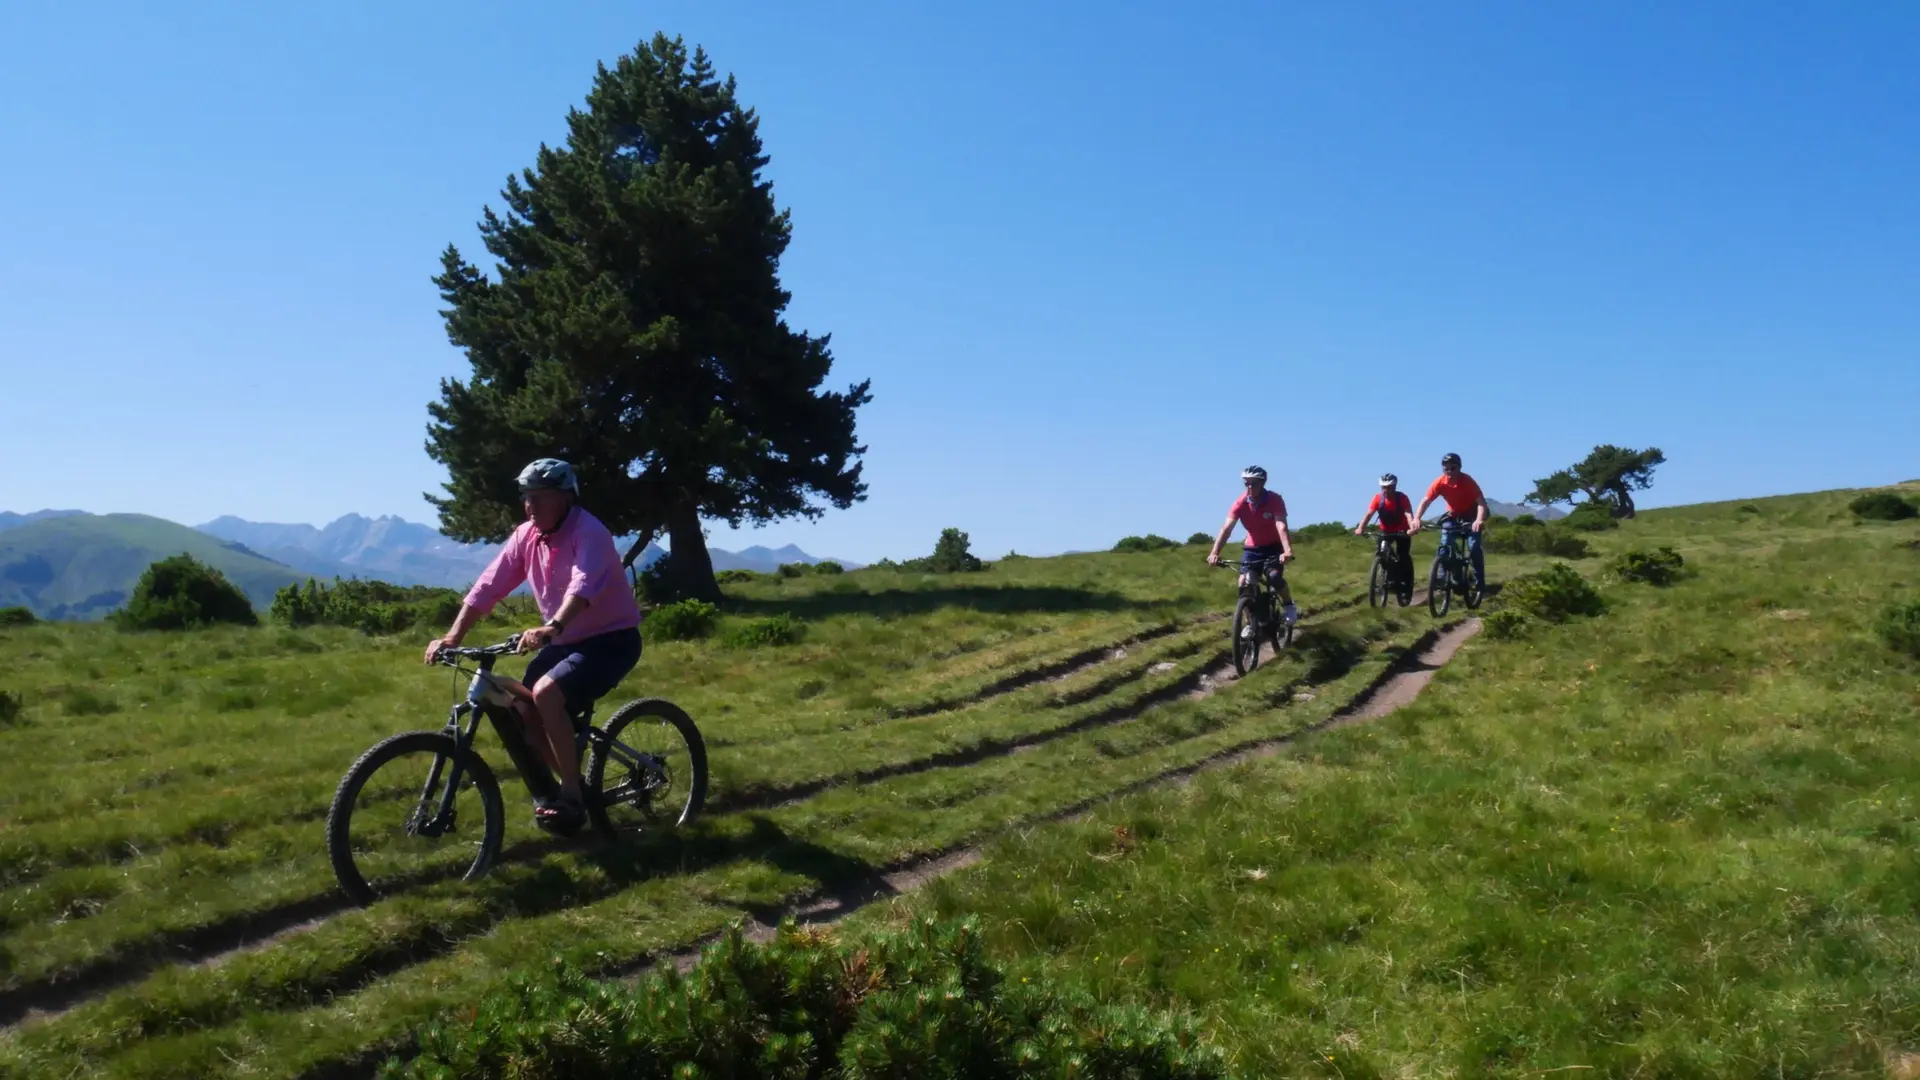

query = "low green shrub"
[[1850, 492, 1918, 522], [0, 690, 22, 726], [1880, 600, 1920, 659], [726, 613, 805, 648], [1481, 609, 1531, 640], [1563, 502, 1621, 532], [1613, 546, 1687, 586], [61, 686, 119, 717], [1483, 523, 1591, 559], [813, 560, 845, 574], [1113, 534, 1179, 553], [0, 607, 35, 627], [1186, 532, 1211, 545], [777, 562, 810, 579], [113, 554, 257, 631], [1291, 521, 1348, 543], [271, 578, 463, 636], [387, 917, 1229, 1080], [1489, 563, 1607, 638], [645, 599, 719, 642], [714, 568, 761, 585], [1504, 563, 1606, 622]]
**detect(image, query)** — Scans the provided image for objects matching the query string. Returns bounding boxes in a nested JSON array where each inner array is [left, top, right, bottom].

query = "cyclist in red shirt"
[[1411, 452, 1489, 591], [1205, 465, 1298, 627], [1354, 473, 1415, 599]]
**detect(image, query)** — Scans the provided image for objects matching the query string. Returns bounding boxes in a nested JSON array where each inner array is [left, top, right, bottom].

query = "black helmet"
[[1440, 453, 1461, 469], [516, 458, 580, 496]]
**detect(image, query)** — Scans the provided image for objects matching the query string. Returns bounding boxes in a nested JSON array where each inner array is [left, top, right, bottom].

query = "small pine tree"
[[927, 528, 985, 573]]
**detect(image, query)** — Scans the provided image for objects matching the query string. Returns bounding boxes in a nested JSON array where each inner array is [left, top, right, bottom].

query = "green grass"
[[0, 535, 1429, 1078], [863, 488, 1920, 1076], [2, 487, 1916, 1078]]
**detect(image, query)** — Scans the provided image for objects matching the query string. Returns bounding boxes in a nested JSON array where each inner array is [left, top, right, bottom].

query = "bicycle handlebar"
[[432, 635, 523, 666]]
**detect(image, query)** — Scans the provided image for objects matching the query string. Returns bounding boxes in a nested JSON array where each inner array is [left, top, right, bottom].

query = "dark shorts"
[[523, 626, 642, 715], [1241, 544, 1287, 577]]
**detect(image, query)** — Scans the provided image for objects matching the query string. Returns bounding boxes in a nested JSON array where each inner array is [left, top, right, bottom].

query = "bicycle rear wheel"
[[327, 731, 503, 906], [1428, 558, 1452, 617], [1231, 597, 1261, 676], [586, 698, 708, 838]]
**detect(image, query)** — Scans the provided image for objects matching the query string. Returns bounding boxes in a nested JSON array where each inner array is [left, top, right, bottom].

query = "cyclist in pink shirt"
[[425, 458, 642, 831], [1204, 465, 1298, 626]]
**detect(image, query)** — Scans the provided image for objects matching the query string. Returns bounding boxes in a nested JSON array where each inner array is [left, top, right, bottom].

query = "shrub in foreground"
[[114, 554, 257, 631], [386, 917, 1230, 1080], [1612, 546, 1687, 586], [0, 606, 35, 627], [1881, 600, 1920, 660], [0, 690, 22, 727], [644, 599, 720, 642], [1850, 492, 1918, 522], [1486, 563, 1606, 638]]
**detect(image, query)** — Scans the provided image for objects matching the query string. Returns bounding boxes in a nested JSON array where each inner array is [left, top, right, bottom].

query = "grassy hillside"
[[0, 513, 306, 620], [864, 484, 1920, 1076], [0, 486, 1915, 1078]]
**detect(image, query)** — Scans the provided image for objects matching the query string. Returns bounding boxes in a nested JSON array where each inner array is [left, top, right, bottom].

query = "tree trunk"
[[664, 497, 722, 603], [1611, 485, 1637, 518]]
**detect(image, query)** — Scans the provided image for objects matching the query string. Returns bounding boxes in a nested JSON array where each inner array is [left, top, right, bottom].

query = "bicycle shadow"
[[478, 814, 883, 917]]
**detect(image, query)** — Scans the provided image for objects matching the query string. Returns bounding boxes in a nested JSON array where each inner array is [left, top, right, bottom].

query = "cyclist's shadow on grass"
[[726, 584, 1151, 621], [478, 814, 882, 918]]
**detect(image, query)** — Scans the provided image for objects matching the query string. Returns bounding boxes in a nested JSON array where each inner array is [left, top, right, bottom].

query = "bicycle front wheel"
[[327, 731, 504, 906], [1368, 557, 1388, 608], [1428, 559, 1452, 618], [1231, 597, 1261, 677], [587, 698, 709, 838]]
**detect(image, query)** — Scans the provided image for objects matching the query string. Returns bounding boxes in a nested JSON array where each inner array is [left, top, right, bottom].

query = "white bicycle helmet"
[[1379, 473, 1398, 488], [1241, 465, 1268, 483], [516, 458, 580, 496]]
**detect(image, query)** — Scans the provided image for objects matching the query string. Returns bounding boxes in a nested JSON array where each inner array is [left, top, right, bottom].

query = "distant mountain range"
[[194, 515, 858, 587], [0, 509, 855, 620], [0, 513, 306, 620]]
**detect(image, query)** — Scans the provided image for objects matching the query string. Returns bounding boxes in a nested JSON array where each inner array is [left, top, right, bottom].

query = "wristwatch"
[[544, 617, 566, 633]]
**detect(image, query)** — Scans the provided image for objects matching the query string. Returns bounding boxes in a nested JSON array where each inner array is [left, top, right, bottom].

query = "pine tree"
[[426, 34, 871, 600]]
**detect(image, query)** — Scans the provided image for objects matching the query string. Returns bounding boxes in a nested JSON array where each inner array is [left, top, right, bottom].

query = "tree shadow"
[[725, 584, 1151, 621]]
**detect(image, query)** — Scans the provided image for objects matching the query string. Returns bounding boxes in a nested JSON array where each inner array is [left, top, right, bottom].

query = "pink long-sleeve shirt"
[[463, 507, 642, 646]]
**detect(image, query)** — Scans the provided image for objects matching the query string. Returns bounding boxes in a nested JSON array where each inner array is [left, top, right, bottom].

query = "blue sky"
[[3, 1, 1916, 563]]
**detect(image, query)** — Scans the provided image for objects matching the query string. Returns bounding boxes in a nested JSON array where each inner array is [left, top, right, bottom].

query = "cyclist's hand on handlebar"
[[1205, 552, 1221, 567], [424, 637, 452, 665], [1353, 527, 1366, 537], [517, 625, 556, 653]]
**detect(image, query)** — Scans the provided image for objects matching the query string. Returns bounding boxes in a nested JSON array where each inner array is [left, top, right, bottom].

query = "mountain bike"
[[1424, 514, 1485, 617], [1216, 554, 1293, 675], [325, 634, 707, 905], [1362, 529, 1414, 608]]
